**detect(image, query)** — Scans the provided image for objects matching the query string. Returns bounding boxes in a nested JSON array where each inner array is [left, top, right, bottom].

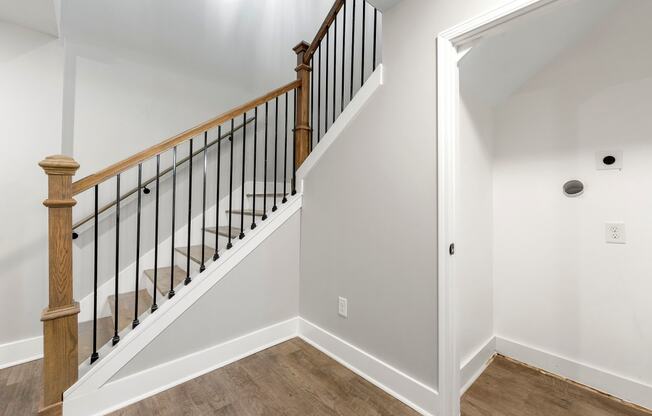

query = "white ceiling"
[[62, 0, 333, 95], [459, 0, 622, 105], [0, 0, 59, 36], [367, 0, 402, 12]]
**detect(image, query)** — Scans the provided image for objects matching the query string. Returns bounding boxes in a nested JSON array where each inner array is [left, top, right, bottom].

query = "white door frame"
[[436, 1, 561, 414]]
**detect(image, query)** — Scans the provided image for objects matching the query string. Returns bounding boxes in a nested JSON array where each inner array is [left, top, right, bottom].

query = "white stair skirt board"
[[63, 318, 299, 416], [296, 64, 384, 184], [460, 336, 496, 395], [0, 336, 43, 369], [64, 195, 303, 402], [495, 336, 652, 411], [298, 318, 439, 416]]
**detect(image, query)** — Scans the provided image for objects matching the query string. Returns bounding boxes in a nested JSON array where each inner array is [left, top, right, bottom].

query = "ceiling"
[[367, 0, 402, 11], [459, 0, 622, 105], [0, 0, 59, 36], [62, 0, 333, 95]]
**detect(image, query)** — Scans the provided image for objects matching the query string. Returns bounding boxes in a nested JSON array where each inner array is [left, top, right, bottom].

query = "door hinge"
[[449, 243, 455, 255]]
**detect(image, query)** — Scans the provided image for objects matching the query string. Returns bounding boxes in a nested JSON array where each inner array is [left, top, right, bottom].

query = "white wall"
[[299, 0, 516, 391], [456, 90, 494, 368], [0, 22, 62, 348], [493, 0, 652, 387]]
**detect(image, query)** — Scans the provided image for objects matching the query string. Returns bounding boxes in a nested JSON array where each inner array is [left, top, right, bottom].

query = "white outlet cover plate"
[[338, 296, 348, 318], [605, 222, 626, 244], [596, 150, 623, 170]]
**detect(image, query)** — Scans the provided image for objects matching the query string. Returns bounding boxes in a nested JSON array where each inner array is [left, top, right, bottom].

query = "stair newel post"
[[293, 41, 312, 191], [38, 155, 80, 416]]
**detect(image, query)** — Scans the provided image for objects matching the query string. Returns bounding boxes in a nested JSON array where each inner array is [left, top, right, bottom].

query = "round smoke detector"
[[563, 180, 584, 197]]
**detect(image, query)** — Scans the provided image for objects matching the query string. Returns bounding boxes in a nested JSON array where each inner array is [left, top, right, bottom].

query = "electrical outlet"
[[605, 222, 626, 244], [338, 297, 348, 318]]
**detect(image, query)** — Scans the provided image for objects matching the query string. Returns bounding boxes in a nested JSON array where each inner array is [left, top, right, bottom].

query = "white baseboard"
[[298, 318, 438, 416], [460, 336, 495, 395], [496, 336, 652, 411], [63, 317, 300, 416], [0, 336, 42, 369]]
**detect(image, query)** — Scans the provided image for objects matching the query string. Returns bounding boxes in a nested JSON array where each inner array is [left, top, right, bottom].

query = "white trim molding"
[[63, 318, 300, 416], [0, 336, 43, 370], [298, 318, 438, 416], [436, 1, 569, 414], [460, 337, 495, 395], [496, 337, 652, 411]]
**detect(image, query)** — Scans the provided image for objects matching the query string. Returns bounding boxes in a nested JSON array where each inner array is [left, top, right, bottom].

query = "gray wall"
[[113, 210, 301, 379], [298, 0, 512, 390]]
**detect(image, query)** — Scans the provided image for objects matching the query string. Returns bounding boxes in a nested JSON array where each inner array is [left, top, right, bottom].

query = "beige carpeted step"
[[78, 317, 113, 364], [204, 226, 241, 237], [175, 244, 215, 264], [107, 289, 152, 334], [226, 209, 265, 217], [144, 266, 187, 296]]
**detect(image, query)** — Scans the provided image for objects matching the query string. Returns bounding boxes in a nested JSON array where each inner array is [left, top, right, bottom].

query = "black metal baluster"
[[361, 0, 366, 85], [342, 0, 347, 112], [373, 8, 378, 69], [262, 103, 269, 221], [169, 146, 177, 299], [200, 132, 207, 272], [273, 97, 279, 212], [152, 155, 160, 312], [317, 44, 322, 143], [91, 185, 99, 363], [292, 89, 297, 196], [214, 126, 222, 261], [185, 139, 193, 285], [350, 0, 356, 100], [132, 164, 142, 329], [310, 57, 315, 150], [283, 93, 288, 203], [325, 30, 329, 132], [251, 108, 258, 230], [227, 119, 234, 249], [333, 13, 338, 123], [239, 114, 246, 239], [112, 174, 121, 346]]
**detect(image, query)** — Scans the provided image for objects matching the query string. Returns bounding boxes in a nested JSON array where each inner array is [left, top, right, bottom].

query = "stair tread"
[[246, 192, 287, 197], [78, 316, 113, 364], [226, 209, 265, 216], [144, 266, 187, 295], [175, 244, 215, 264], [107, 289, 152, 334], [204, 225, 241, 237]]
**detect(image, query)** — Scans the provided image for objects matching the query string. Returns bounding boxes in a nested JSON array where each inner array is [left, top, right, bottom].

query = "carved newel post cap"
[[293, 41, 310, 54], [39, 155, 80, 176]]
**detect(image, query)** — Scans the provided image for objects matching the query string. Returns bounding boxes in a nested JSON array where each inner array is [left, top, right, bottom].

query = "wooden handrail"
[[303, 0, 345, 65], [72, 117, 254, 231], [72, 80, 301, 196]]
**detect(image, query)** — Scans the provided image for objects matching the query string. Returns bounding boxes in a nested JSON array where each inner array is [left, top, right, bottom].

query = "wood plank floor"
[[462, 355, 651, 416], [3, 341, 650, 416], [109, 338, 419, 416]]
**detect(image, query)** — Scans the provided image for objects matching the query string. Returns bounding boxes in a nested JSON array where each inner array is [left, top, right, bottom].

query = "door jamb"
[[435, 1, 562, 414]]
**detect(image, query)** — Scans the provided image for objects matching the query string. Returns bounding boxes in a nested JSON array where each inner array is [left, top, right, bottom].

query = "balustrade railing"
[[38, 2, 381, 414]]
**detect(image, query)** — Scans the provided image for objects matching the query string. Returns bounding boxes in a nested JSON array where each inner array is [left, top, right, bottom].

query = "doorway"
[[437, 0, 652, 414]]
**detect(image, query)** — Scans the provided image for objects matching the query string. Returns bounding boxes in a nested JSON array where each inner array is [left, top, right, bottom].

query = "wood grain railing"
[[72, 80, 301, 196], [303, 0, 345, 65], [38, 1, 381, 414]]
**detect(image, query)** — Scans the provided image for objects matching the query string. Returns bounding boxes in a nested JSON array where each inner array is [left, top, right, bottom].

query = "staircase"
[[37, 0, 382, 414]]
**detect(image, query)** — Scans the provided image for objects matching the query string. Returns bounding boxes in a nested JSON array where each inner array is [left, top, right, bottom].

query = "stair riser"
[[174, 251, 202, 276]]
